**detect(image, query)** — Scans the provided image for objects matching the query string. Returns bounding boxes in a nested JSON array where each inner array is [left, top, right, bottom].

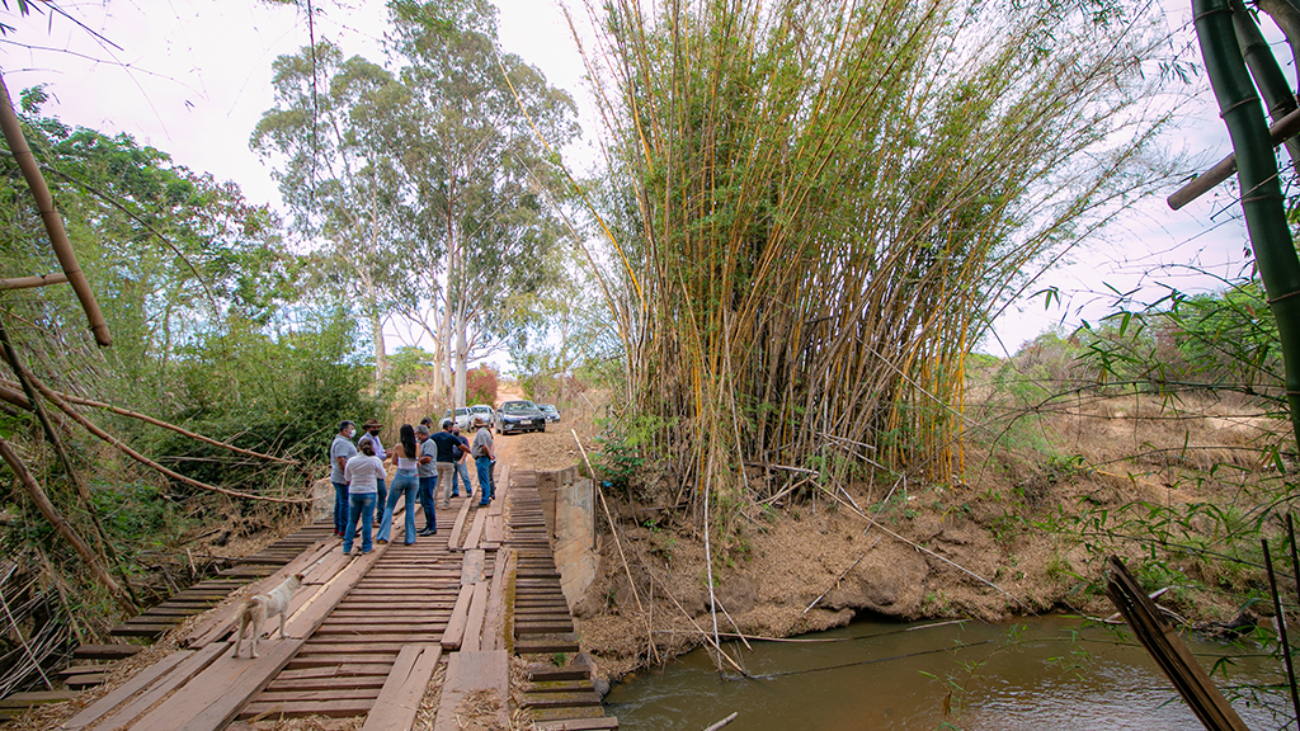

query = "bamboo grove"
[[570, 0, 1182, 508]]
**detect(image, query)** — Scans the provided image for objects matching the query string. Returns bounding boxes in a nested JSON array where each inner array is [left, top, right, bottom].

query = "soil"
[[489, 386, 1290, 682]]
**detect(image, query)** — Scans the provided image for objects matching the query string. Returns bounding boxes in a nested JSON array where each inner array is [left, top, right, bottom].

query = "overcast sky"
[[0, 0, 1270, 359]]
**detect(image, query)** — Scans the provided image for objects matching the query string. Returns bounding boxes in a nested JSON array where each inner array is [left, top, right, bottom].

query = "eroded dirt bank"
[[496, 395, 1279, 681]]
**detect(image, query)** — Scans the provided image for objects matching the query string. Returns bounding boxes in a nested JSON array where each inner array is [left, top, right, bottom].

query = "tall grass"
[[570, 0, 1181, 511]]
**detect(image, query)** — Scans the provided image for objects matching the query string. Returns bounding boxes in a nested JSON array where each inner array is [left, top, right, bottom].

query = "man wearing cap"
[[471, 417, 495, 506], [430, 419, 461, 508], [362, 419, 387, 525], [415, 425, 438, 536], [329, 420, 357, 537]]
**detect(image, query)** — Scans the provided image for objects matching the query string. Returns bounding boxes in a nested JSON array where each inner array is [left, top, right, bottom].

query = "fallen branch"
[[28, 371, 308, 504], [703, 712, 738, 731], [0, 378, 297, 465], [0, 436, 135, 613], [819, 485, 1029, 612], [799, 552, 865, 619], [661, 583, 753, 679]]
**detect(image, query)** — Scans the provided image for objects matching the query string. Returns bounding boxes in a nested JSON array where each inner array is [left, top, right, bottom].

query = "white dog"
[[233, 573, 304, 659]]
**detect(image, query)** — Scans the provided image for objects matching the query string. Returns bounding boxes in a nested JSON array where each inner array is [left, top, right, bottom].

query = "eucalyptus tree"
[[386, 0, 578, 408], [252, 41, 414, 386]]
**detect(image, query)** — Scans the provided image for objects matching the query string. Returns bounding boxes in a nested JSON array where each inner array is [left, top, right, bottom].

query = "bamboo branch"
[[703, 712, 738, 731], [0, 437, 135, 613], [0, 378, 298, 465], [572, 429, 660, 663], [26, 371, 308, 505], [0, 72, 110, 347], [0, 273, 68, 290]]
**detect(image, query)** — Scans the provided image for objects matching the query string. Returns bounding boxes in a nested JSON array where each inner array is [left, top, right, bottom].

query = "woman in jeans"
[[378, 424, 421, 545], [342, 436, 383, 555]]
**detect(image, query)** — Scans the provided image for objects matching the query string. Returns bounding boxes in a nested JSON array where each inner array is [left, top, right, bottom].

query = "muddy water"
[[604, 615, 1289, 730]]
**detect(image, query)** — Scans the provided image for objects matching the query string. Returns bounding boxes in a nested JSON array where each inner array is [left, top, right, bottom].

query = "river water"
[[603, 615, 1290, 730]]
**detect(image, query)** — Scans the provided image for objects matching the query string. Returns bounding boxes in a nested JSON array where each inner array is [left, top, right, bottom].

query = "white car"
[[440, 407, 472, 430], [469, 404, 495, 428]]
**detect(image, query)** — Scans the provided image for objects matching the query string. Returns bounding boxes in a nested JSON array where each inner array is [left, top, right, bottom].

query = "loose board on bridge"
[[359, 644, 442, 731], [431, 650, 509, 731]]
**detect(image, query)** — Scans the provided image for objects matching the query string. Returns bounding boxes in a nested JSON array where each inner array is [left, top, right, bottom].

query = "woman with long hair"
[[377, 424, 421, 545]]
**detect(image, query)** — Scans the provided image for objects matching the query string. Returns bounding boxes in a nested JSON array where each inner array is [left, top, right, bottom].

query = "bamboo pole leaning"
[[0, 436, 135, 613], [26, 370, 309, 505], [0, 72, 110, 347], [0, 377, 298, 465]]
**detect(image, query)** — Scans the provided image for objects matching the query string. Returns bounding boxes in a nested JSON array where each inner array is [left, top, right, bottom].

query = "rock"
[[592, 676, 611, 698]]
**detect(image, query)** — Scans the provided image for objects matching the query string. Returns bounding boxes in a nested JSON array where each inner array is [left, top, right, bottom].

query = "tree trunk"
[[370, 307, 386, 392], [454, 315, 468, 408]]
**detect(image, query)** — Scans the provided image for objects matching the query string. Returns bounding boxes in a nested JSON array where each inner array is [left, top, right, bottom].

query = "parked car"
[[537, 404, 561, 423], [496, 400, 546, 434], [440, 407, 472, 430], [469, 404, 495, 428]]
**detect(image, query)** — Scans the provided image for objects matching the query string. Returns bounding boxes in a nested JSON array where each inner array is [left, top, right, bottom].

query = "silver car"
[[440, 407, 472, 430], [469, 404, 495, 428]]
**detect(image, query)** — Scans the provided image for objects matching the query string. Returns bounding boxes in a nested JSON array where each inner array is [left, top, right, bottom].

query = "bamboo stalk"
[[0, 273, 68, 290], [572, 429, 659, 663], [0, 378, 297, 465], [0, 436, 134, 613], [0, 72, 110, 347], [27, 370, 308, 505]]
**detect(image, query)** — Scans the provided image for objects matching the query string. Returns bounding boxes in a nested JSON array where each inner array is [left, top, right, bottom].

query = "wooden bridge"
[[36, 467, 616, 731]]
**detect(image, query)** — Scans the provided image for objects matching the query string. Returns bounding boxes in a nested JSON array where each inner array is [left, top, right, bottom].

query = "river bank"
[[503, 387, 1288, 683]]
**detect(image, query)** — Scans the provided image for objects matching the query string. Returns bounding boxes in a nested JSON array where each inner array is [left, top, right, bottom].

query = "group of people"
[[329, 416, 497, 556]]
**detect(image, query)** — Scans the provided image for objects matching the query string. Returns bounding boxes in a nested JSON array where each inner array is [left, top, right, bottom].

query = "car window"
[[501, 401, 536, 413]]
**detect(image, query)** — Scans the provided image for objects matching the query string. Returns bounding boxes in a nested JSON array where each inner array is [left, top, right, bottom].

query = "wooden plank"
[[361, 644, 442, 731], [72, 644, 141, 661], [1104, 556, 1250, 731], [0, 691, 78, 708], [441, 585, 475, 650], [463, 509, 487, 551], [237, 698, 374, 719], [63, 643, 226, 731], [533, 718, 619, 731], [64, 673, 110, 690], [461, 549, 485, 586], [449, 497, 473, 551], [483, 548, 516, 652], [461, 582, 490, 652], [431, 651, 509, 731], [184, 538, 337, 648], [128, 545, 390, 731]]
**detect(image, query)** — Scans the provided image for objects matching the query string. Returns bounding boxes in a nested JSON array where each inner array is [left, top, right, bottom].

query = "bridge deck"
[[49, 466, 617, 731]]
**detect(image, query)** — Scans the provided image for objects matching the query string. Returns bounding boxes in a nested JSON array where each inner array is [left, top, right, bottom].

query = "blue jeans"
[[344, 493, 375, 553], [476, 457, 493, 504], [379, 469, 419, 544], [332, 481, 348, 534], [452, 460, 472, 498], [418, 476, 437, 531], [375, 477, 387, 521]]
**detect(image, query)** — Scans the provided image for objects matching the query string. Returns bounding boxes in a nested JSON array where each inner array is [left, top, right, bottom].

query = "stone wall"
[[535, 466, 598, 610]]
